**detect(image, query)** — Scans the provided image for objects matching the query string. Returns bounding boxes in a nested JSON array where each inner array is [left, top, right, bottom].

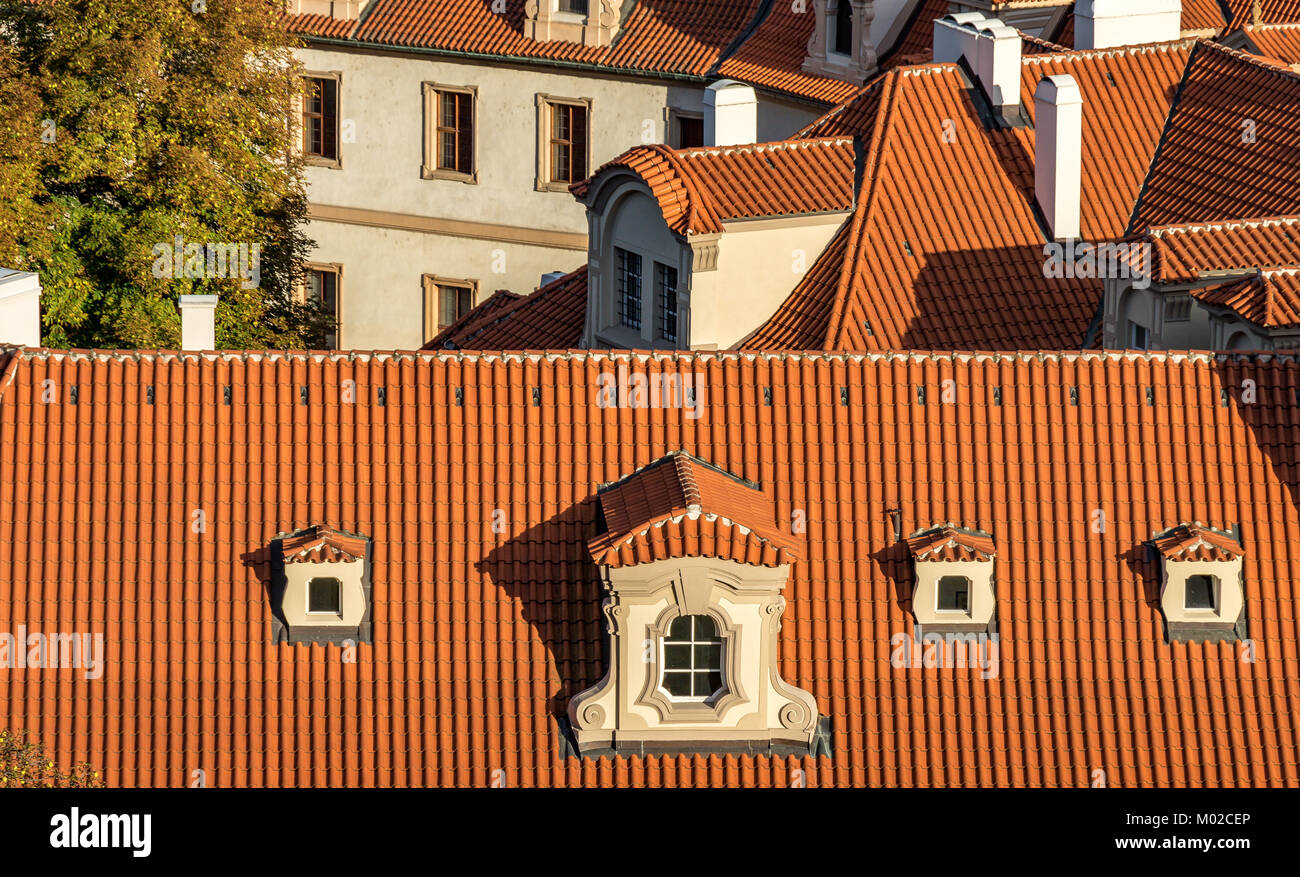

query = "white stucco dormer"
[[523, 0, 626, 48], [905, 524, 997, 634], [1151, 523, 1246, 642], [272, 525, 373, 645]]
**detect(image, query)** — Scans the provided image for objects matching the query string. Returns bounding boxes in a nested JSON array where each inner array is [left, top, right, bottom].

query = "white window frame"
[[935, 575, 973, 615], [659, 615, 725, 704], [1184, 574, 1219, 613], [305, 576, 344, 617]]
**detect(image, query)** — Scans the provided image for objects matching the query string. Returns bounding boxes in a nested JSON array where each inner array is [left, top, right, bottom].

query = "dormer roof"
[[1151, 523, 1245, 562], [1191, 268, 1300, 328], [588, 451, 803, 568], [281, 526, 368, 564], [906, 525, 997, 563]]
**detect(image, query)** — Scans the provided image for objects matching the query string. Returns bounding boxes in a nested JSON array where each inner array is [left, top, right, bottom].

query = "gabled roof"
[[1151, 523, 1246, 561], [589, 451, 803, 568], [426, 268, 587, 351], [2, 348, 1299, 787], [1138, 216, 1300, 282], [573, 139, 856, 237], [749, 41, 1193, 351], [1130, 42, 1300, 231], [1242, 22, 1300, 64], [1191, 268, 1300, 328], [906, 525, 996, 563], [281, 526, 368, 564]]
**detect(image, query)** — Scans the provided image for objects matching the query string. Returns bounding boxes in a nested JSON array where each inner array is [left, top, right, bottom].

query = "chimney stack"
[[1034, 75, 1083, 241], [704, 80, 758, 147], [933, 14, 1023, 118], [179, 294, 218, 350], [0, 269, 42, 347], [1075, 0, 1181, 50]]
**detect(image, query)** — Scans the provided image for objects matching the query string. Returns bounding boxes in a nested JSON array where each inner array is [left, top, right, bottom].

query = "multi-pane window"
[[833, 0, 853, 56], [435, 89, 474, 175], [937, 575, 971, 612], [656, 263, 678, 343], [661, 615, 723, 699], [302, 76, 339, 162], [1185, 575, 1218, 610], [308, 577, 342, 614], [550, 102, 589, 184], [304, 267, 340, 348], [617, 248, 642, 330]]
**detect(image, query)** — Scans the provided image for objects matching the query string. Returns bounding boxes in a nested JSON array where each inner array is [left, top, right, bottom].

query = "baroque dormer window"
[[270, 526, 373, 645], [803, 0, 877, 85], [906, 525, 997, 634], [567, 452, 824, 756], [524, 0, 624, 48], [1151, 523, 1246, 642]]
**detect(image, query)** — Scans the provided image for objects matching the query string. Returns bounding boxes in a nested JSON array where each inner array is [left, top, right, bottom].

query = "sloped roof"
[[281, 526, 368, 564], [1130, 42, 1300, 231], [712, 1, 862, 104], [749, 42, 1193, 351], [1242, 23, 1300, 64], [1191, 269, 1300, 327], [589, 451, 803, 568], [2, 348, 1299, 787], [1225, 0, 1300, 29], [1139, 216, 1300, 282], [1182, 0, 1231, 32], [573, 139, 856, 237], [906, 525, 996, 562], [427, 268, 588, 351], [1151, 523, 1246, 561]]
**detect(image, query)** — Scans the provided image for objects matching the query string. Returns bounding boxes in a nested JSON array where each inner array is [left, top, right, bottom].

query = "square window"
[[308, 577, 342, 614], [1185, 575, 1217, 611], [937, 575, 971, 613], [664, 644, 692, 669], [675, 115, 704, 149]]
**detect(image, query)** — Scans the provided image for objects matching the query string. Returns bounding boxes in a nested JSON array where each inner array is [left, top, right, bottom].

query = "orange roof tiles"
[[906, 525, 996, 563], [575, 139, 856, 237], [1226, 0, 1300, 28], [589, 452, 803, 568], [1181, 0, 1230, 32], [752, 42, 1193, 352], [2, 347, 1299, 787], [429, 268, 587, 351], [1243, 23, 1300, 64], [1152, 523, 1245, 562], [1140, 216, 1300, 282], [1192, 269, 1300, 327], [713, 2, 861, 104], [879, 0, 950, 69], [281, 526, 368, 564], [1130, 42, 1300, 230]]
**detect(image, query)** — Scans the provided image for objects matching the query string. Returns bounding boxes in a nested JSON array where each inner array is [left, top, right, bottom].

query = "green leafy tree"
[[0, 728, 103, 788], [0, 0, 329, 348]]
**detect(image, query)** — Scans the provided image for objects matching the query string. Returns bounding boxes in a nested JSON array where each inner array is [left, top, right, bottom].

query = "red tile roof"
[[574, 139, 856, 237], [2, 347, 1299, 787], [1226, 0, 1300, 29], [1181, 0, 1231, 32], [712, 2, 862, 104], [281, 526, 368, 564], [1130, 42, 1300, 231], [1243, 23, 1300, 63], [1152, 523, 1245, 561], [879, 0, 950, 69], [906, 525, 996, 563], [1140, 216, 1300, 282], [750, 42, 1193, 351], [589, 452, 803, 568], [428, 268, 587, 351], [1191, 268, 1300, 327]]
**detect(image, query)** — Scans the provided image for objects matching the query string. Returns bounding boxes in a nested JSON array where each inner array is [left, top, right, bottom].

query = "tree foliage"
[[0, 0, 329, 348], [0, 728, 102, 788]]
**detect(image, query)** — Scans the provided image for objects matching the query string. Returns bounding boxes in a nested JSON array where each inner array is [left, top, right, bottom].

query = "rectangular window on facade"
[[304, 266, 340, 348], [302, 76, 339, 163], [422, 275, 477, 341], [424, 85, 476, 181], [656, 263, 678, 344], [675, 115, 704, 149], [617, 248, 642, 331], [550, 101, 588, 184]]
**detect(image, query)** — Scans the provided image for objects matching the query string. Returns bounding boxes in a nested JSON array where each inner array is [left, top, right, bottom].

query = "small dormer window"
[[308, 577, 343, 616], [524, 0, 624, 48], [661, 615, 723, 700], [802, 0, 876, 85], [937, 576, 971, 613], [1151, 523, 1246, 643], [832, 0, 853, 55], [906, 525, 997, 634], [270, 526, 373, 645], [558, 0, 587, 13]]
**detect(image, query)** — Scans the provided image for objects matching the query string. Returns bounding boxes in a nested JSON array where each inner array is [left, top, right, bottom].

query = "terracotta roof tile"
[[431, 268, 587, 350], [1151, 523, 1245, 562], [281, 526, 368, 564], [1191, 268, 1300, 327], [906, 525, 996, 563], [1140, 215, 1300, 281], [1181, 0, 1230, 32], [283, 12, 357, 39], [1226, 0, 1300, 29], [878, 0, 949, 70], [2, 348, 1299, 786], [713, 2, 861, 104], [1243, 23, 1300, 64], [589, 451, 803, 568], [1130, 42, 1300, 230], [575, 139, 856, 236]]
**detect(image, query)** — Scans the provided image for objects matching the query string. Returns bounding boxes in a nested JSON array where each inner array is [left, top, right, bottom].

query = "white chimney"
[[1075, 0, 1181, 50], [178, 294, 218, 350], [933, 14, 1023, 116], [704, 80, 757, 147], [1035, 75, 1083, 241], [0, 269, 42, 347]]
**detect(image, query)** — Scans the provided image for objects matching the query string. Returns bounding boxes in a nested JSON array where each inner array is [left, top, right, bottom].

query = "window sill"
[[536, 178, 579, 193], [305, 156, 343, 170], [422, 166, 478, 185], [594, 325, 651, 349]]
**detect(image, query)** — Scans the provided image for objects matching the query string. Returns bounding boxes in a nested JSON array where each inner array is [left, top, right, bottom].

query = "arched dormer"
[[1150, 523, 1246, 642], [523, 0, 625, 48], [568, 452, 823, 756], [905, 524, 997, 634]]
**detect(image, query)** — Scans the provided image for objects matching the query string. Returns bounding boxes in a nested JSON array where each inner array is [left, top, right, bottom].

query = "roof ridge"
[[1195, 34, 1300, 81], [1020, 37, 1198, 64], [1147, 214, 1300, 235], [676, 136, 854, 158], [648, 143, 722, 235]]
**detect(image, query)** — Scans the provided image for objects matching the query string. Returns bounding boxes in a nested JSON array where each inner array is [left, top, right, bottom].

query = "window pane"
[[696, 643, 721, 670], [668, 616, 691, 639], [457, 94, 473, 173], [438, 285, 459, 328], [458, 288, 472, 315], [439, 131, 456, 170], [441, 93, 456, 129], [698, 672, 722, 697], [321, 78, 338, 160], [691, 615, 717, 640], [938, 576, 971, 612], [678, 116, 704, 149], [554, 104, 569, 142], [308, 577, 341, 614], [664, 644, 692, 669], [1186, 575, 1216, 610], [663, 673, 693, 697], [572, 106, 588, 179]]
